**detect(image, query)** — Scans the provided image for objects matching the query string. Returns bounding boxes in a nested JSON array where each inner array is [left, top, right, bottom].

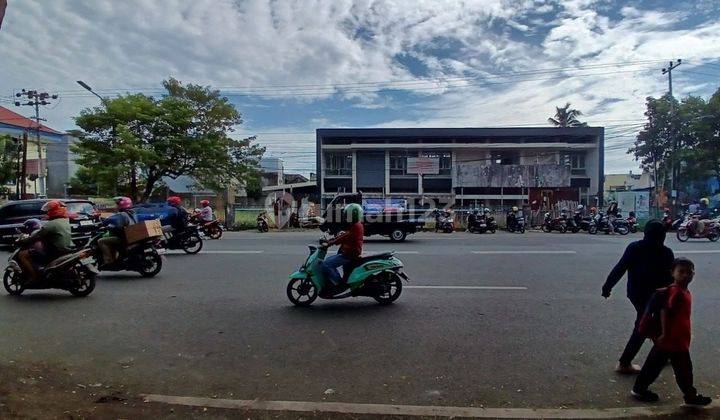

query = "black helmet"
[[21, 218, 42, 234]]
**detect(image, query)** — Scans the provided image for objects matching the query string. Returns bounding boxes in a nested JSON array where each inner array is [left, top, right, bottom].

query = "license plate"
[[80, 257, 95, 265], [79, 220, 93, 226], [156, 248, 167, 255]]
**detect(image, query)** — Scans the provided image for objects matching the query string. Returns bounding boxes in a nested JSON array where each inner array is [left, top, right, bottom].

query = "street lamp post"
[[76, 81, 105, 102]]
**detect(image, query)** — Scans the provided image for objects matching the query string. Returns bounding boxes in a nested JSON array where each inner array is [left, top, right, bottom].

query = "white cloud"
[[0, 0, 718, 175]]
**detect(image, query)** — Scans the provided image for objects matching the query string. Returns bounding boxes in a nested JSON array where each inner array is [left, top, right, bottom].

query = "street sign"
[[407, 157, 439, 175]]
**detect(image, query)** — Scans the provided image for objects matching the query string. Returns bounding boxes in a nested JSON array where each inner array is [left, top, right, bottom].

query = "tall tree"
[[0, 134, 20, 188], [628, 94, 677, 191], [548, 103, 587, 127], [73, 79, 264, 201]]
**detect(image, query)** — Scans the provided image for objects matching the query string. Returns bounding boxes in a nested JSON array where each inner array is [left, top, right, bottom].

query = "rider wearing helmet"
[[167, 196, 189, 232], [696, 197, 712, 233], [17, 200, 73, 285], [98, 197, 137, 266], [199, 199, 214, 222], [321, 203, 364, 286]]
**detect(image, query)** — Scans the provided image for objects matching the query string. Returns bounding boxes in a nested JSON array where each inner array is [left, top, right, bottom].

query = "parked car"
[[0, 199, 100, 246], [320, 193, 425, 242], [132, 202, 176, 226]]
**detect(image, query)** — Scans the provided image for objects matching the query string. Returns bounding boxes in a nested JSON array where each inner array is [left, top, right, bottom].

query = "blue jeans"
[[322, 253, 351, 285]]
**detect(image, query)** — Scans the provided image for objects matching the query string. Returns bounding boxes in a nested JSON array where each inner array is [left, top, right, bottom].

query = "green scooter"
[[286, 238, 409, 306]]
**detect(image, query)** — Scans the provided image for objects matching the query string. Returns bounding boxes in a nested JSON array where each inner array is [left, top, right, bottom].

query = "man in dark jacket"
[[602, 220, 674, 374]]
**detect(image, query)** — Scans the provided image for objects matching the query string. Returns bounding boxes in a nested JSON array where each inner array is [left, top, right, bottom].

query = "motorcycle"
[[468, 216, 497, 234], [257, 215, 269, 232], [86, 228, 163, 277], [574, 213, 594, 233], [589, 214, 629, 235], [677, 216, 720, 242], [542, 213, 567, 233], [626, 214, 639, 234], [286, 239, 408, 306], [157, 225, 203, 254], [191, 213, 224, 240], [4, 236, 98, 297], [561, 213, 580, 233], [506, 214, 526, 233], [432, 210, 454, 233]]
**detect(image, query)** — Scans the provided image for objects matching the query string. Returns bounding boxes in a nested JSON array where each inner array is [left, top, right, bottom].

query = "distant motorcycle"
[[257, 214, 269, 232], [433, 210, 454, 233], [157, 225, 203, 254], [626, 213, 639, 234], [506, 214, 526, 233], [677, 216, 720, 242], [542, 213, 567, 233], [589, 214, 629, 235], [468, 216, 497, 234]]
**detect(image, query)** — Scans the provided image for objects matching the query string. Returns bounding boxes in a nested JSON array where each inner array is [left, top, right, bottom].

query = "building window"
[[420, 151, 452, 176], [389, 151, 409, 176], [491, 151, 520, 165], [570, 153, 586, 175], [325, 152, 352, 176]]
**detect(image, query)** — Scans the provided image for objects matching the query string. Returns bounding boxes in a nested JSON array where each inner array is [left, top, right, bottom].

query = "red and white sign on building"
[[406, 157, 440, 175]]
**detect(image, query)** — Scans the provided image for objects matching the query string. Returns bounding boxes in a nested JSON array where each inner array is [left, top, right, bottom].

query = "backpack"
[[637, 288, 669, 339]]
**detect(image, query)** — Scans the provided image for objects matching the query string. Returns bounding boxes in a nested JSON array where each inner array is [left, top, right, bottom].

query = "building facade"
[[317, 127, 604, 209], [0, 105, 65, 198]]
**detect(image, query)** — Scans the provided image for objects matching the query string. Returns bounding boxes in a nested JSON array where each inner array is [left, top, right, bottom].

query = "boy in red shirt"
[[632, 258, 712, 406]]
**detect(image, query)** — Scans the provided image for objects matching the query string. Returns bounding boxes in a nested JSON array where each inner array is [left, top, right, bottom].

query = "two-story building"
[[316, 127, 604, 209]]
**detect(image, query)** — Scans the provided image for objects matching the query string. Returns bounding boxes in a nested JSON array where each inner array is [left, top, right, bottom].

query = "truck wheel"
[[390, 229, 407, 242]]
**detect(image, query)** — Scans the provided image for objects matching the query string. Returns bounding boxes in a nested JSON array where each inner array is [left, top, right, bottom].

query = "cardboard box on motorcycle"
[[124, 220, 163, 244]]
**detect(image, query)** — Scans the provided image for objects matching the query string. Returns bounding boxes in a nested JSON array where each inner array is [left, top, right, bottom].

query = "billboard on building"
[[407, 157, 439, 175], [456, 163, 571, 188]]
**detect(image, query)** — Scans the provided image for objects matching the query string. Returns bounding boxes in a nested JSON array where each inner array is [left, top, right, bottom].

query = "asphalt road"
[[1, 230, 719, 415]]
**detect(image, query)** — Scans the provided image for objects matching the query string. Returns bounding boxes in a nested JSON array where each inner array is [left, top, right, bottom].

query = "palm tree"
[[548, 103, 587, 127]]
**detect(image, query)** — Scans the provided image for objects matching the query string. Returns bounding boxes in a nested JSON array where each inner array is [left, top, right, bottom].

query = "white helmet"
[[577, 204, 584, 210]]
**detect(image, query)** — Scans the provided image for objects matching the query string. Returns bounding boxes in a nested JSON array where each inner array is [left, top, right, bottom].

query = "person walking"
[[602, 220, 674, 374], [631, 258, 712, 406]]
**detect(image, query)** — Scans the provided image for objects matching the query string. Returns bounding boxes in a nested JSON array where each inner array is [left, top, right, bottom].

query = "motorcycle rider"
[[507, 206, 523, 231], [467, 210, 478, 232], [97, 197, 136, 266], [166, 196, 189, 233], [199, 199, 214, 222], [695, 198, 712, 234], [607, 201, 620, 234], [16, 200, 73, 285], [321, 203, 364, 286]]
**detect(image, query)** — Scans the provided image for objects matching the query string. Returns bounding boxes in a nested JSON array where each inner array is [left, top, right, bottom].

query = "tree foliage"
[[630, 88, 720, 195], [73, 78, 264, 201], [0, 134, 20, 188], [548, 103, 587, 127]]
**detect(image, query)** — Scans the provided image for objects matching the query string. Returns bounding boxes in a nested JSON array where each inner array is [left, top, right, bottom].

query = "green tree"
[[628, 94, 677, 191], [73, 78, 264, 201], [0, 134, 21, 188], [548, 103, 587, 127]]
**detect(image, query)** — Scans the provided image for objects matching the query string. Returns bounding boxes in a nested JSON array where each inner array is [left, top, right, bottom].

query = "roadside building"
[[0, 105, 64, 198], [316, 127, 604, 209]]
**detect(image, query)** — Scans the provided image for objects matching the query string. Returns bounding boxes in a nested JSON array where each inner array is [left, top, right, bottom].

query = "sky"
[[1, 0, 719, 176]]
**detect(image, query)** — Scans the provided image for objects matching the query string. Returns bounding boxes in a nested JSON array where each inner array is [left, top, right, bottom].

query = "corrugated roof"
[[0, 105, 63, 135]]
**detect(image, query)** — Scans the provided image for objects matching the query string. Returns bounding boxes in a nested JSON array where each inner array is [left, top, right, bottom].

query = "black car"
[[0, 199, 100, 247]]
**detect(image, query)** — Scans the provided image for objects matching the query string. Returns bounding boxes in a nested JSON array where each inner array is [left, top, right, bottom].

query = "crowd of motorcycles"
[[434, 206, 720, 240], [3, 208, 225, 298]]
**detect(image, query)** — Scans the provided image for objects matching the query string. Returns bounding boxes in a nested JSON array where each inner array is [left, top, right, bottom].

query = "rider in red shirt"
[[322, 203, 364, 285]]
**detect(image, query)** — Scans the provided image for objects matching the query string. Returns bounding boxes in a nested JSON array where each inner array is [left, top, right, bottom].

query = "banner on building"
[[407, 157, 439, 175], [456, 163, 571, 188]]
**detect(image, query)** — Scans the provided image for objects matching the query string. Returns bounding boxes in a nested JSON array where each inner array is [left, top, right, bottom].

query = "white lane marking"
[[201, 250, 264, 254], [394, 251, 420, 254], [675, 250, 720, 254], [142, 394, 711, 419], [406, 285, 526, 290], [471, 250, 576, 254]]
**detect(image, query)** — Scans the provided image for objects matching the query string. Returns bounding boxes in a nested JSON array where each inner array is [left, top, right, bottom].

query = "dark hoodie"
[[603, 220, 674, 302]]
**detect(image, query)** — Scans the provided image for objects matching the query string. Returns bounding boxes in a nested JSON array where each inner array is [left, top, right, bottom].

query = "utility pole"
[[662, 59, 682, 208], [14, 89, 58, 197]]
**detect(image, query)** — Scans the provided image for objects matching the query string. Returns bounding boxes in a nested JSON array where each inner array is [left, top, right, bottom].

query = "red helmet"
[[41, 200, 68, 219], [114, 196, 133, 211], [167, 196, 182, 207], [200, 199, 210, 207]]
